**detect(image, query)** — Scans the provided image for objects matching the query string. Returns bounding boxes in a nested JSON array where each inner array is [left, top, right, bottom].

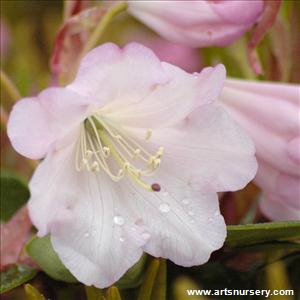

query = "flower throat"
[[75, 114, 163, 192]]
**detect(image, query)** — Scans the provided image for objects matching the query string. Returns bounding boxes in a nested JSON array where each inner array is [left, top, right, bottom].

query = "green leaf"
[[226, 221, 300, 247], [24, 284, 46, 300], [26, 235, 77, 283], [0, 174, 30, 222], [0, 265, 37, 294], [116, 254, 147, 289], [107, 286, 122, 300], [137, 258, 166, 300]]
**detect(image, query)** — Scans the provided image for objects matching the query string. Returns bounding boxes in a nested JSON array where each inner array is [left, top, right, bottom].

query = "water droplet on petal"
[[114, 215, 125, 226], [182, 198, 190, 205], [159, 203, 170, 213], [162, 192, 169, 197], [192, 72, 198, 78], [188, 210, 194, 216], [84, 232, 89, 238], [119, 236, 125, 242], [190, 219, 195, 224]]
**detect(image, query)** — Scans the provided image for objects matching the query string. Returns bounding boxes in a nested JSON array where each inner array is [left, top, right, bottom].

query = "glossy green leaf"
[[137, 258, 166, 300], [0, 174, 29, 222], [0, 265, 37, 294], [24, 284, 46, 300], [226, 221, 300, 247], [26, 235, 77, 283], [116, 254, 147, 289], [107, 286, 122, 300]]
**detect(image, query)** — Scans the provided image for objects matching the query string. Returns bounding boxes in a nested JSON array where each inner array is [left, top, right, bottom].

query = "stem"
[[80, 1, 128, 57], [0, 70, 21, 102]]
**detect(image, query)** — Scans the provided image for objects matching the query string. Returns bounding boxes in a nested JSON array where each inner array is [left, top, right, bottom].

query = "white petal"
[[28, 144, 147, 288], [105, 64, 226, 128], [131, 103, 257, 193], [120, 175, 226, 266]]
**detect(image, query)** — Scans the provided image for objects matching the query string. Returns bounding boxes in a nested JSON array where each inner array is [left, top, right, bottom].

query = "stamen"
[[75, 115, 164, 191]]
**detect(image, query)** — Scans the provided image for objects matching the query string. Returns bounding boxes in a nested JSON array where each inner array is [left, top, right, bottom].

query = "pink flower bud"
[[220, 79, 300, 221], [128, 1, 264, 47]]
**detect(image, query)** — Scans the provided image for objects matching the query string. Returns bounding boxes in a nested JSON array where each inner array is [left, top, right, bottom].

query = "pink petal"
[[7, 87, 92, 159], [128, 1, 263, 47]]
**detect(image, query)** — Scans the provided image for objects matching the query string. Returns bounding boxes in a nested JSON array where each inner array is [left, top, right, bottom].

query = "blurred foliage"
[[0, 173, 29, 221], [24, 284, 46, 300], [0, 265, 37, 294], [1, 1, 300, 300]]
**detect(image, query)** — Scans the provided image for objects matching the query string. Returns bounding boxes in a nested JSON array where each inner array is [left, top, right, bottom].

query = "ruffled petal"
[[7, 87, 91, 159], [68, 43, 169, 106], [131, 103, 257, 193], [28, 144, 147, 288], [117, 176, 226, 266], [105, 64, 225, 128]]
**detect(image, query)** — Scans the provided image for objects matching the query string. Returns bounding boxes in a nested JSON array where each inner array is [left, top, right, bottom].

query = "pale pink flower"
[[219, 79, 300, 221], [128, 1, 263, 48], [7, 43, 257, 287], [123, 34, 202, 73]]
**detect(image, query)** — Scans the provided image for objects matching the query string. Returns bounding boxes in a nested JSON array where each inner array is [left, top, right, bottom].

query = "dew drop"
[[84, 232, 90, 238], [119, 236, 125, 242], [192, 72, 199, 78], [182, 198, 190, 205], [188, 210, 194, 216], [162, 191, 169, 197], [159, 203, 170, 213], [190, 219, 195, 224], [113, 215, 125, 226]]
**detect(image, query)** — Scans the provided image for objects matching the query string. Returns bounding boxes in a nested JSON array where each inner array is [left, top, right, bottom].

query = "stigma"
[[75, 113, 163, 192]]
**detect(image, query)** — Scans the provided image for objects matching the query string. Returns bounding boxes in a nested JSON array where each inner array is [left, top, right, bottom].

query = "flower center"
[[75, 113, 163, 191]]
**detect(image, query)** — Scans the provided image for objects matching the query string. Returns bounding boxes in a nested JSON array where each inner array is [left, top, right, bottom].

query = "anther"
[[153, 158, 161, 168], [103, 146, 110, 157], [85, 150, 93, 160], [91, 161, 100, 172], [132, 148, 141, 159], [151, 183, 161, 192], [82, 158, 89, 165]]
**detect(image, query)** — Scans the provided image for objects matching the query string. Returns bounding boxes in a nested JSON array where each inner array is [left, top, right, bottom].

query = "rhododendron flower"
[[7, 43, 257, 287], [128, 1, 263, 48], [219, 79, 300, 221]]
